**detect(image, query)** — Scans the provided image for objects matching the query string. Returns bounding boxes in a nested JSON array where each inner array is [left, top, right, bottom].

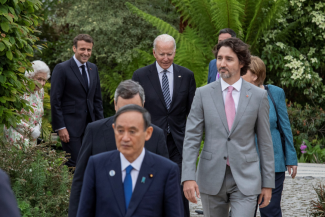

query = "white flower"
[[308, 47, 316, 56], [276, 42, 285, 49], [311, 58, 318, 63]]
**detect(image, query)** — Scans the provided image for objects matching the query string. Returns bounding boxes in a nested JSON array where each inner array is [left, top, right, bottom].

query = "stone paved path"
[[189, 163, 325, 217]]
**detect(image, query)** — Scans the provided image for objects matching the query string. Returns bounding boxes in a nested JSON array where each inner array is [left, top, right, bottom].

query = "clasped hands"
[[183, 180, 272, 208]]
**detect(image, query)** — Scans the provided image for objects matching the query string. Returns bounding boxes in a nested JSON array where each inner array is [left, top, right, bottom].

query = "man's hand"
[[58, 128, 69, 143], [287, 165, 297, 179], [258, 188, 272, 208], [183, 180, 200, 204]]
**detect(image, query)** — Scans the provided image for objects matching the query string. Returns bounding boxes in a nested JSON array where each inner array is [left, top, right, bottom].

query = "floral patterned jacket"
[[4, 88, 44, 148]]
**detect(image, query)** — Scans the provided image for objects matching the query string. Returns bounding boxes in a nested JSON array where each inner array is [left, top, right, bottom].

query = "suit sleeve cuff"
[[55, 127, 66, 132]]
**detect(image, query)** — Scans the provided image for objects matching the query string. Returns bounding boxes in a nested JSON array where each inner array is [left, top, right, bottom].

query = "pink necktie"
[[225, 86, 236, 166]]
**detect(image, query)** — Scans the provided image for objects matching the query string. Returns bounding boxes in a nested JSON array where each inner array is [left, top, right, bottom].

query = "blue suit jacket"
[[0, 169, 21, 217], [264, 85, 298, 172], [77, 149, 183, 217], [207, 59, 218, 84]]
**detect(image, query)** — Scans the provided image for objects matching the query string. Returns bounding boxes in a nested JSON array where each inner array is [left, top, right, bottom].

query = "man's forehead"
[[115, 111, 144, 125], [217, 46, 236, 56]]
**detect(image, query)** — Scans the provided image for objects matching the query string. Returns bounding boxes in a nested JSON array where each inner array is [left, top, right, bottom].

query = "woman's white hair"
[[25, 60, 51, 79], [153, 34, 176, 51]]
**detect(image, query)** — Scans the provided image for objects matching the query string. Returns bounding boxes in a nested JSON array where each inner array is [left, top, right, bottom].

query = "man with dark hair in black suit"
[[132, 34, 196, 217], [68, 80, 168, 217], [51, 34, 104, 167], [0, 169, 21, 217]]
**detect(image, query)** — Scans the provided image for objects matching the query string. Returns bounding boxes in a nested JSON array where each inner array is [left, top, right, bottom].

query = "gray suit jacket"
[[181, 79, 275, 196]]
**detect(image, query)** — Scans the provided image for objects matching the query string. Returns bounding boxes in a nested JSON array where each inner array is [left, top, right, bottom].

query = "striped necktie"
[[162, 70, 171, 133]]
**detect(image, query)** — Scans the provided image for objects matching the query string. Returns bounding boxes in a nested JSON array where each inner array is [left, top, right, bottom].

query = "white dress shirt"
[[73, 55, 90, 87], [220, 77, 242, 111], [120, 148, 146, 192], [156, 61, 174, 100]]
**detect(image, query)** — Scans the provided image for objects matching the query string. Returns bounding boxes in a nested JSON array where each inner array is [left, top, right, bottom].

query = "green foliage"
[[126, 0, 287, 87], [0, 0, 43, 130], [258, 0, 325, 105], [0, 139, 72, 216], [287, 102, 325, 162]]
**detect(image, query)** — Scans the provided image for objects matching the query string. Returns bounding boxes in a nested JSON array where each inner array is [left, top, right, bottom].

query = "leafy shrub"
[[0, 0, 43, 130], [287, 102, 325, 162], [0, 139, 72, 216]]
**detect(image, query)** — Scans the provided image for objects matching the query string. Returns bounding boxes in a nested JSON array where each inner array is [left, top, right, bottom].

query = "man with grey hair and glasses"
[[68, 80, 168, 217], [132, 34, 196, 217]]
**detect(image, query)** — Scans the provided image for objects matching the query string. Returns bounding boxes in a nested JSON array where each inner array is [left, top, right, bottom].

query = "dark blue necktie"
[[124, 165, 133, 211], [80, 65, 89, 92], [162, 70, 171, 133]]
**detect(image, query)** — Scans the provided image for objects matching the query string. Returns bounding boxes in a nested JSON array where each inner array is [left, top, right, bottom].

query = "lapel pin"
[[246, 95, 249, 98], [90, 68, 92, 70], [178, 75, 181, 78], [141, 177, 146, 183], [109, 170, 115, 176], [149, 174, 153, 178]]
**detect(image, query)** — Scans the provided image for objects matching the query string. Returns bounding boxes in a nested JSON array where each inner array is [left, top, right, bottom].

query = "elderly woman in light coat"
[[4, 60, 50, 148]]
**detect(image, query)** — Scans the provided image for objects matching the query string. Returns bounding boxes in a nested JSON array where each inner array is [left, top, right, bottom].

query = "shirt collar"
[[156, 61, 173, 74], [120, 148, 146, 172], [73, 55, 87, 68], [220, 77, 242, 92]]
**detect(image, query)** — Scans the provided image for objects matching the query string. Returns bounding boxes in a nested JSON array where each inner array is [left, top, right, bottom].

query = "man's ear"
[[145, 126, 153, 141], [114, 99, 118, 112], [112, 123, 115, 130], [73, 45, 76, 53]]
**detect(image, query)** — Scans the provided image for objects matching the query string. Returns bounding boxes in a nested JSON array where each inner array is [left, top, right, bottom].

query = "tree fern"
[[126, 2, 183, 43], [245, 0, 286, 50], [210, 0, 244, 39]]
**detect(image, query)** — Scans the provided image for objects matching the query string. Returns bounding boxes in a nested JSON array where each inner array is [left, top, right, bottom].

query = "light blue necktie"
[[124, 165, 133, 211], [162, 70, 171, 133]]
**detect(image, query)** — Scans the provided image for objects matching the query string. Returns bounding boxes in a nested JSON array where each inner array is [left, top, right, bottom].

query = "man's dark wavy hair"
[[213, 38, 251, 76]]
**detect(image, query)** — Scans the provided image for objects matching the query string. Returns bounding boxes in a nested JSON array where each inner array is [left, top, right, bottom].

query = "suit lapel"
[[170, 64, 183, 111], [147, 62, 167, 109], [104, 117, 116, 152], [229, 81, 252, 136], [70, 58, 88, 93], [106, 153, 126, 216], [210, 80, 229, 134], [125, 150, 155, 217]]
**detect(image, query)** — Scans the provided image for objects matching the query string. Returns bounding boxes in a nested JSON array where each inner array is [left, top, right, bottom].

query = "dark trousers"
[[167, 134, 190, 217], [62, 136, 83, 167], [254, 172, 285, 217], [62, 114, 91, 167]]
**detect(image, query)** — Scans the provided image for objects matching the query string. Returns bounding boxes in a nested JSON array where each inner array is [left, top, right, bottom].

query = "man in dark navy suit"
[[207, 28, 236, 84], [132, 34, 196, 216], [77, 105, 182, 217], [68, 80, 168, 217], [0, 169, 21, 217], [51, 34, 104, 167]]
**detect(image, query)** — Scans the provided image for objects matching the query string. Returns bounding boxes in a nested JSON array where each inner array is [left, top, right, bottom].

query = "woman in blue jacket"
[[242, 56, 298, 217]]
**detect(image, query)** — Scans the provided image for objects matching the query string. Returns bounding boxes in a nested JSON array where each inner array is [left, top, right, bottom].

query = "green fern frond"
[[238, 0, 258, 33], [176, 0, 218, 45], [175, 27, 212, 87], [245, 0, 286, 49], [125, 2, 183, 43], [210, 0, 244, 39], [171, 0, 193, 24]]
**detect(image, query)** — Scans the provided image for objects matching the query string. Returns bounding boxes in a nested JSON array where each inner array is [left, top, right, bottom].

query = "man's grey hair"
[[114, 104, 151, 131], [114, 80, 145, 105], [25, 60, 51, 79], [153, 34, 176, 51]]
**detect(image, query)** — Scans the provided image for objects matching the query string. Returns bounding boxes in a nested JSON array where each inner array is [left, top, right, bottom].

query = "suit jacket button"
[[224, 156, 227, 160], [228, 138, 231, 141]]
